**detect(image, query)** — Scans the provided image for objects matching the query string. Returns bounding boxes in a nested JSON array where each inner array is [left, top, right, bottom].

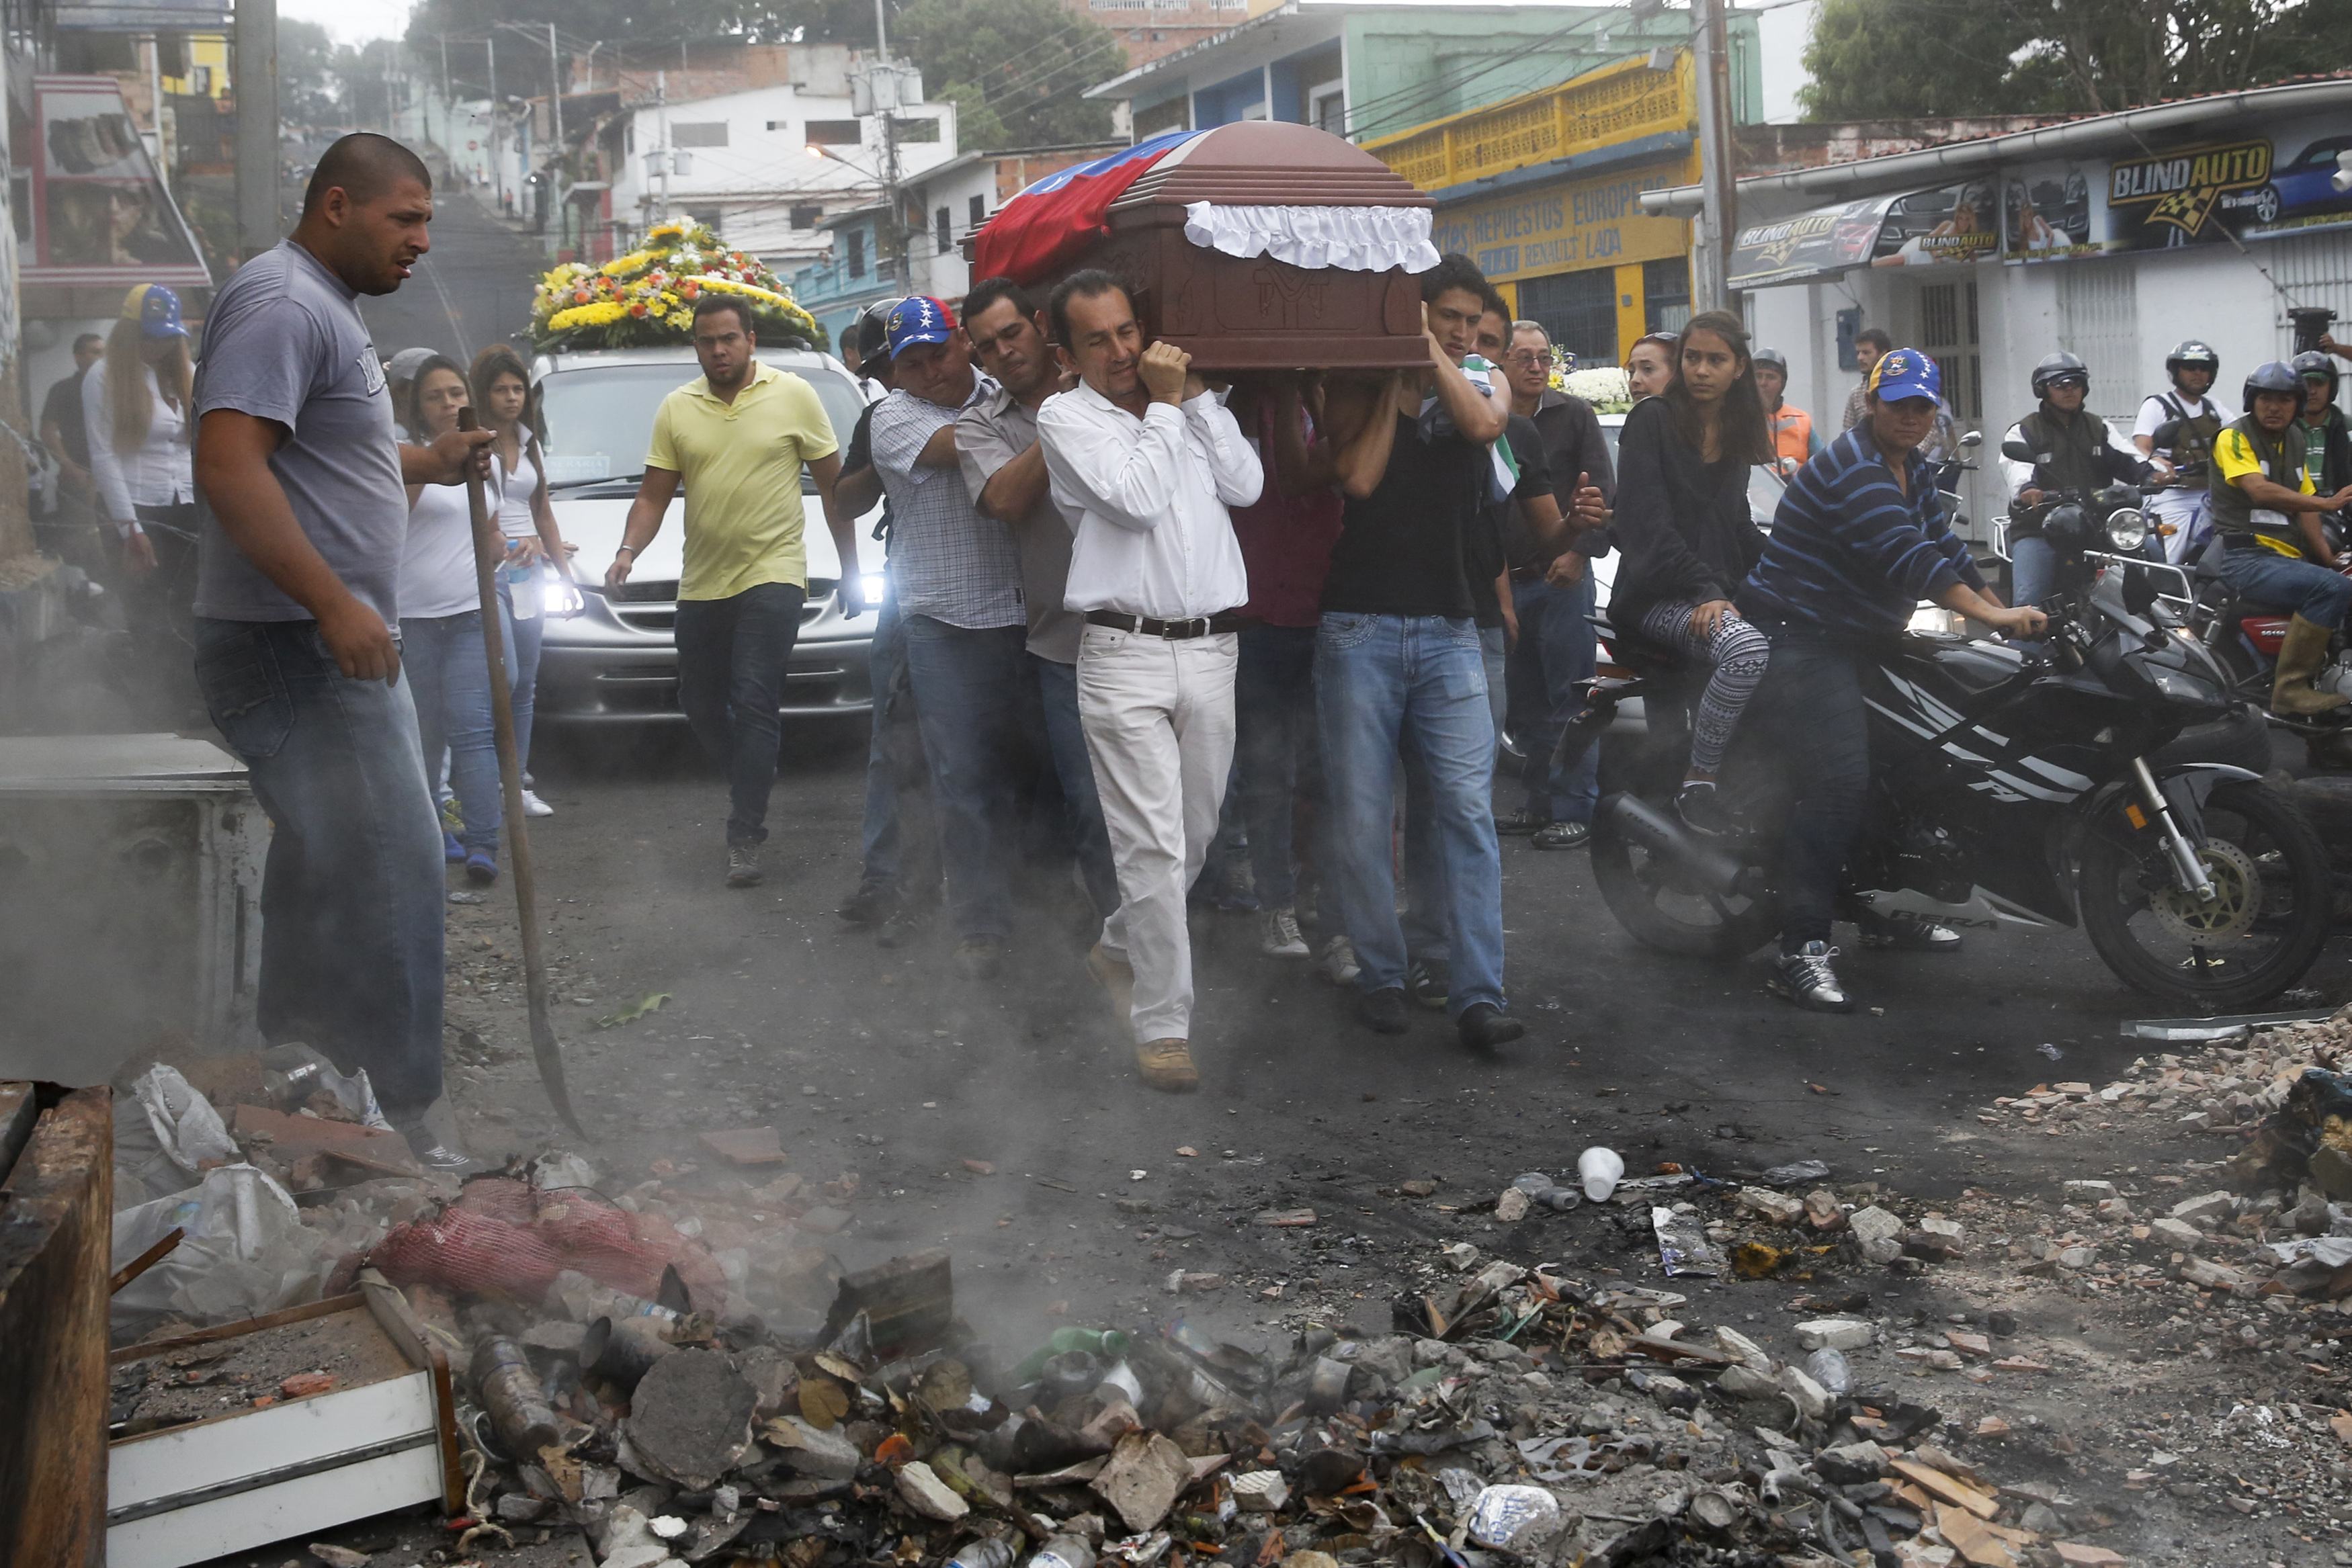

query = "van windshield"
[[537, 360, 868, 488]]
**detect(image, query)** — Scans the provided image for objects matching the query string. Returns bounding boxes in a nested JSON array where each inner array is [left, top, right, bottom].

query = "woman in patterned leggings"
[[1607, 308, 1776, 833]]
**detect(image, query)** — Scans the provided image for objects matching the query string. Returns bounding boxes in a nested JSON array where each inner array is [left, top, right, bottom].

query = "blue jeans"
[[2220, 545, 2352, 629], [1234, 623, 1329, 916], [2009, 533, 2057, 612], [674, 582, 806, 845], [1507, 574, 1601, 823], [860, 590, 913, 887], [1035, 653, 1120, 918], [900, 615, 1029, 943], [1316, 612, 1506, 1016], [497, 573, 542, 773], [1750, 629, 1872, 949], [194, 617, 446, 1119], [401, 609, 503, 853]]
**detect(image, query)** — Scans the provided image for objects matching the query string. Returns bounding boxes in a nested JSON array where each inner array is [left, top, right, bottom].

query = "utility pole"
[[547, 23, 564, 153], [233, 0, 279, 257], [1689, 0, 1736, 310], [487, 36, 501, 211], [875, 0, 887, 54], [653, 69, 670, 226]]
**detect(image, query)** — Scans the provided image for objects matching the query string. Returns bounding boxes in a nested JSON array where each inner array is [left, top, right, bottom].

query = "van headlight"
[[545, 574, 585, 617], [859, 573, 886, 607]]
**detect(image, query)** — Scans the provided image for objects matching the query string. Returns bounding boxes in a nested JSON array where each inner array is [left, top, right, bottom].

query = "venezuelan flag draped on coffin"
[[966, 121, 1441, 372]]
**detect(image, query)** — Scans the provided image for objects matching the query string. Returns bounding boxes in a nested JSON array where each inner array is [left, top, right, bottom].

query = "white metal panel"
[[2056, 261, 2139, 410], [107, 1445, 444, 1568], [110, 1370, 435, 1510], [2265, 228, 2352, 359]]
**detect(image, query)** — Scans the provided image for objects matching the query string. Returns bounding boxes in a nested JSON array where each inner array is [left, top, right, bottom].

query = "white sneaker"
[[1319, 934, 1360, 985], [520, 789, 554, 818], [1258, 908, 1309, 958]]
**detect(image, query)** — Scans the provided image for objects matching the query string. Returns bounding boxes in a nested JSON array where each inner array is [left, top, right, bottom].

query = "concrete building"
[[1062, 0, 1259, 69], [791, 143, 1124, 349], [1640, 75, 2352, 543], [1082, 0, 1751, 146], [594, 79, 957, 274], [1355, 47, 1763, 365]]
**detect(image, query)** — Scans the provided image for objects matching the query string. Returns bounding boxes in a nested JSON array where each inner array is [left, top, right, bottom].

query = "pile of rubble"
[[253, 1159, 2163, 1568]]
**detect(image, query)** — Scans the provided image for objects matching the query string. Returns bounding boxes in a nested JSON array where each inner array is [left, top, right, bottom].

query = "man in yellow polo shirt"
[[607, 294, 861, 886]]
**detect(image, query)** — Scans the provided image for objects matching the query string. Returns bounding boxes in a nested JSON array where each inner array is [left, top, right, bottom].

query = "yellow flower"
[[601, 248, 657, 278], [548, 300, 628, 332]]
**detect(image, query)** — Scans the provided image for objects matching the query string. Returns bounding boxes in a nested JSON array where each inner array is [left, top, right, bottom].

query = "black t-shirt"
[[1466, 415, 1554, 627], [41, 369, 90, 470], [1322, 414, 1489, 619], [845, 400, 876, 474]]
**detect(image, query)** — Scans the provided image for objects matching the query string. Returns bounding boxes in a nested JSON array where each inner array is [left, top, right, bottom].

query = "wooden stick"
[[108, 1227, 182, 1295], [458, 408, 584, 1135]]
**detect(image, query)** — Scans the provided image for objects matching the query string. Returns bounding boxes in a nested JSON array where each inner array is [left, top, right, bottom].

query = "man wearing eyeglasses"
[[1495, 320, 1615, 849]]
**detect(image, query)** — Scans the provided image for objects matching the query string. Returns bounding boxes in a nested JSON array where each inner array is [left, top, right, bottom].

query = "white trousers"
[[1077, 625, 1238, 1043]]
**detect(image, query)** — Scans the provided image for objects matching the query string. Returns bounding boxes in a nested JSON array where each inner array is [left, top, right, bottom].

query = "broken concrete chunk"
[[1803, 1190, 1847, 1231], [2168, 1190, 2234, 1223], [1850, 1205, 1906, 1264], [1718, 1364, 1783, 1402], [1777, 1364, 1831, 1422], [698, 1127, 787, 1166], [1231, 1470, 1290, 1512], [895, 1461, 970, 1522], [2052, 1546, 2128, 1568], [1712, 1325, 1773, 1372], [1796, 1317, 1873, 1352], [1494, 1186, 1531, 1223], [1815, 1440, 1890, 1484], [1735, 1186, 1806, 1225], [1943, 1330, 1992, 1358], [1089, 1430, 1196, 1533], [2061, 1180, 2118, 1201], [2149, 1217, 2203, 1250], [2178, 1256, 2251, 1292], [307, 1548, 369, 1568], [624, 1349, 757, 1491]]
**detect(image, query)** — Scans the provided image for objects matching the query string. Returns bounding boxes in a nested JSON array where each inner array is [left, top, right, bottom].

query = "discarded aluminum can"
[[1577, 1147, 1625, 1203], [582, 1314, 676, 1391], [1467, 1483, 1563, 1549]]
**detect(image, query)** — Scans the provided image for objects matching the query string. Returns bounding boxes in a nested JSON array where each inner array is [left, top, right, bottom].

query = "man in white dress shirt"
[[1038, 271, 1263, 1093]]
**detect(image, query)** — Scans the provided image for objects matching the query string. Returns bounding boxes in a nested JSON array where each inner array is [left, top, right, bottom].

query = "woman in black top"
[[1609, 308, 1775, 830]]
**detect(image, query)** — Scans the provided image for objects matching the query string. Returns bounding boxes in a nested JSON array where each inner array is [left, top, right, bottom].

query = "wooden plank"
[[0, 1086, 114, 1568], [0, 1083, 36, 1186], [108, 1293, 366, 1367], [360, 1268, 464, 1514], [1892, 1458, 2002, 1521]]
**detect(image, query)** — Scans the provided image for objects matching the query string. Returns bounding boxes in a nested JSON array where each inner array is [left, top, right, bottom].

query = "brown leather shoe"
[[1135, 1037, 1200, 1093], [1087, 941, 1135, 1019]]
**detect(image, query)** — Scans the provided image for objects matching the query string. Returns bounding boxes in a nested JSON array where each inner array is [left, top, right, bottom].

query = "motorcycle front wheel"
[[1590, 807, 1779, 959], [2077, 781, 2333, 1010]]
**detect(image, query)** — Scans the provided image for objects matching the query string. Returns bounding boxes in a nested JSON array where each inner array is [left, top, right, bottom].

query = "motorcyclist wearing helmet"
[[2210, 359, 2352, 716], [1738, 351, 2046, 1014], [2001, 351, 2155, 608], [2133, 340, 2222, 564], [2293, 350, 2352, 496], [1752, 347, 1818, 477]]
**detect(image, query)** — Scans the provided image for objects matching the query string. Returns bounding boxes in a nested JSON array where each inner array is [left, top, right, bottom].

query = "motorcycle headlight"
[[2104, 508, 2148, 553]]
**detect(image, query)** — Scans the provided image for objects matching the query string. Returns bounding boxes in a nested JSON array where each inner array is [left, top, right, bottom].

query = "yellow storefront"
[[1366, 56, 1699, 366]]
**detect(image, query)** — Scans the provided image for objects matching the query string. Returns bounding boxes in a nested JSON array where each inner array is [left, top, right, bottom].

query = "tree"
[[1801, 0, 2319, 120], [278, 18, 348, 130]]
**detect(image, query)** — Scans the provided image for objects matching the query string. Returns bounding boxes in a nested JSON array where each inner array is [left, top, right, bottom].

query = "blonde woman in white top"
[[471, 345, 571, 817], [85, 282, 197, 718]]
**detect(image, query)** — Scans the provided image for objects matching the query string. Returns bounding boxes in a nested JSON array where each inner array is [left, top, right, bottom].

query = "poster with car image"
[[20, 75, 208, 288]]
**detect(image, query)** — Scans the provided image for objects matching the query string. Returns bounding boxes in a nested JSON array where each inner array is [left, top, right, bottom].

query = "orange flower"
[[573, 289, 590, 304], [681, 279, 700, 299], [628, 301, 648, 318]]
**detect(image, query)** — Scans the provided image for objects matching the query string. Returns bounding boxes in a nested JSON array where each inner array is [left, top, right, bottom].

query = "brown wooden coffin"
[[989, 121, 1436, 372]]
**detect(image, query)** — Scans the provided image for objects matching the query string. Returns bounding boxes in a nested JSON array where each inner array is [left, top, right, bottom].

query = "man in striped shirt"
[[1738, 349, 2046, 1013]]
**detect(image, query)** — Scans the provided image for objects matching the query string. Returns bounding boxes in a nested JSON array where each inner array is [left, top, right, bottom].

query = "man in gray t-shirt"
[[189, 131, 491, 1172]]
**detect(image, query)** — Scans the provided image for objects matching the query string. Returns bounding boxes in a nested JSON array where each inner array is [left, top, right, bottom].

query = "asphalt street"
[[384, 187, 2352, 1340]]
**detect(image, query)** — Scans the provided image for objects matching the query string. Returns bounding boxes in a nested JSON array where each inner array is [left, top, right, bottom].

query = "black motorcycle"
[[1568, 556, 2332, 1010]]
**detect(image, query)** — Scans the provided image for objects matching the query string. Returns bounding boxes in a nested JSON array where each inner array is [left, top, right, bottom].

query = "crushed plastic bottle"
[[1578, 1146, 1626, 1202], [1009, 1327, 1132, 1386], [948, 1540, 1017, 1568], [1510, 1171, 1582, 1211], [1026, 1534, 1096, 1568], [1804, 1346, 1853, 1395], [1467, 1483, 1564, 1550]]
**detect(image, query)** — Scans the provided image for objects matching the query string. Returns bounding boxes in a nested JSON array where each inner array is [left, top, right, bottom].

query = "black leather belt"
[[1084, 609, 1246, 639]]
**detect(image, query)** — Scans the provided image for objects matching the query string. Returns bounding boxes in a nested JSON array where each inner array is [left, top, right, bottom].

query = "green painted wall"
[[1344, 8, 1764, 142]]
